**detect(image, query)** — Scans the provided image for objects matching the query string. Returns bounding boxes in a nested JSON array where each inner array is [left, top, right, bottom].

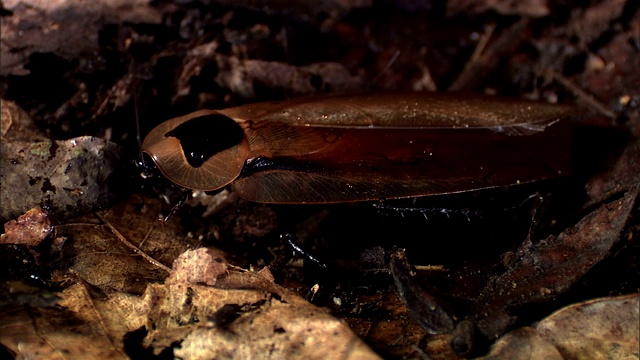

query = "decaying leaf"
[[0, 1, 637, 358], [389, 248, 454, 335], [1, 99, 47, 141], [51, 195, 198, 295], [0, 0, 161, 76], [0, 282, 141, 359], [478, 327, 564, 360], [143, 248, 380, 359], [479, 293, 640, 359], [586, 138, 640, 206], [534, 293, 640, 359], [447, 0, 550, 17], [177, 42, 362, 101], [1, 245, 381, 359], [474, 185, 638, 339], [166, 247, 229, 286], [1, 207, 53, 247]]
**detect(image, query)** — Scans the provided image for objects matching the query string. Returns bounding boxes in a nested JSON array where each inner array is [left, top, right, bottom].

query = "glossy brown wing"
[[143, 93, 576, 202], [227, 95, 574, 203], [218, 92, 575, 130]]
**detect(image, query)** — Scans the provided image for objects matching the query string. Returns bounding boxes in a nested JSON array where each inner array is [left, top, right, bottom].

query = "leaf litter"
[[1, 0, 638, 358]]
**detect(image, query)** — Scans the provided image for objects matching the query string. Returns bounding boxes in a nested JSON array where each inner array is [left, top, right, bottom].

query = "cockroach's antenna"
[[133, 89, 157, 181], [133, 88, 150, 173], [130, 84, 187, 221], [134, 87, 144, 164]]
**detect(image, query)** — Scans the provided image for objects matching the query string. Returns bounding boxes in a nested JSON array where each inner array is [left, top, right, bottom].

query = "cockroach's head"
[[135, 151, 163, 187], [134, 149, 184, 199]]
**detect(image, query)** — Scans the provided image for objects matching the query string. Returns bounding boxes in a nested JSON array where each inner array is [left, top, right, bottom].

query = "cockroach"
[[141, 92, 577, 351], [141, 92, 574, 203]]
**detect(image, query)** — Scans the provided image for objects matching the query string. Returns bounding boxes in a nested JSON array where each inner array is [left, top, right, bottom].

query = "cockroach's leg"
[[161, 189, 191, 222], [269, 233, 328, 274], [281, 233, 328, 269], [373, 201, 476, 222], [502, 193, 546, 266], [389, 247, 454, 335], [524, 192, 545, 240]]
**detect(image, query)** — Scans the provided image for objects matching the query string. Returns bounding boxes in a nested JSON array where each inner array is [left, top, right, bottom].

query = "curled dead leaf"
[[479, 293, 640, 359], [1, 207, 53, 247], [142, 248, 381, 359]]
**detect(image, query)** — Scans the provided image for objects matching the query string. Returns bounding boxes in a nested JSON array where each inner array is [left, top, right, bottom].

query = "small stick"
[[96, 213, 172, 273], [449, 19, 528, 91], [548, 70, 617, 119], [466, 23, 495, 67], [414, 265, 446, 272], [371, 49, 401, 85]]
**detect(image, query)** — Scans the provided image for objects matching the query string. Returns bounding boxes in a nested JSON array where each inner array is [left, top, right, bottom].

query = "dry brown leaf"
[[0, 0, 161, 75], [477, 327, 564, 360], [52, 195, 197, 295], [178, 43, 362, 101], [142, 248, 381, 359], [479, 293, 640, 359], [534, 293, 640, 359], [447, 0, 549, 17], [1, 207, 53, 246], [0, 282, 138, 360], [1, 99, 47, 141], [567, 0, 628, 45], [474, 185, 638, 339], [214, 58, 363, 98], [587, 137, 640, 205], [208, 0, 372, 21], [3, 245, 380, 359], [96, 195, 201, 273]]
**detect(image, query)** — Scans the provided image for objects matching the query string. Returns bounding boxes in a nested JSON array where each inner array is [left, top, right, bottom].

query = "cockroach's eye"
[[141, 112, 250, 191], [135, 153, 160, 181]]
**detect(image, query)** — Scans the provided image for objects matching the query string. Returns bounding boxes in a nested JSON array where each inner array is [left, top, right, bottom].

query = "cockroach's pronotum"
[[141, 92, 575, 203]]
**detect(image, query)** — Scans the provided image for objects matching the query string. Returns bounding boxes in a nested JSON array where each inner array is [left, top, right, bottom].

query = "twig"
[[468, 23, 495, 66], [548, 69, 617, 119], [449, 19, 528, 91], [96, 213, 172, 273], [371, 49, 401, 85]]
